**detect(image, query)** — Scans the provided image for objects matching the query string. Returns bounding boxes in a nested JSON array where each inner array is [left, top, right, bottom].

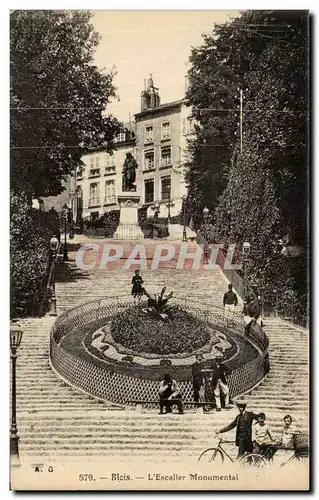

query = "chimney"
[[141, 75, 160, 111]]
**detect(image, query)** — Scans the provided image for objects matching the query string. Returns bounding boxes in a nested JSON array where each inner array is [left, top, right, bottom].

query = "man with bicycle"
[[216, 400, 259, 457]]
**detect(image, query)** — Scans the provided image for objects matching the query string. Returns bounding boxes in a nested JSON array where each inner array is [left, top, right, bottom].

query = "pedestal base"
[[113, 193, 144, 240], [113, 224, 144, 240]]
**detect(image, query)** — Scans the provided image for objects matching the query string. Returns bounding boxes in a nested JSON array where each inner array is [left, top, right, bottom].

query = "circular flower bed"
[[110, 306, 211, 355]]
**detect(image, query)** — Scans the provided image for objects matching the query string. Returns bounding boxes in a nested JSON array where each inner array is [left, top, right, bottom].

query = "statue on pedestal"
[[122, 152, 138, 191]]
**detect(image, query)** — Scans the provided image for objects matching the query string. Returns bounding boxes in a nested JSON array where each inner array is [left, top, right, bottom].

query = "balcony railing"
[[161, 158, 172, 167], [89, 169, 100, 178], [144, 162, 155, 170], [88, 197, 100, 208], [104, 195, 116, 205]]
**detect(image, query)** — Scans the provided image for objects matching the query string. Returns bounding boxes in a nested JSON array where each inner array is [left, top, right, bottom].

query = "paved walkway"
[[14, 236, 309, 464]]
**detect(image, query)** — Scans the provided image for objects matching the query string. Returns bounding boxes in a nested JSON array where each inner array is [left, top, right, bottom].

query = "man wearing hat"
[[216, 400, 259, 457], [212, 355, 230, 411]]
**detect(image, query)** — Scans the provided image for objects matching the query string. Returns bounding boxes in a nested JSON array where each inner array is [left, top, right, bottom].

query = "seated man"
[[158, 373, 184, 415]]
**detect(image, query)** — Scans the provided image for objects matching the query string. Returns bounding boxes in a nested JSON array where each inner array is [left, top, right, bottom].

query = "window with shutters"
[[162, 122, 170, 140], [161, 146, 171, 166], [144, 150, 155, 170], [161, 176, 171, 201], [144, 179, 154, 203], [105, 180, 115, 204], [89, 183, 100, 207], [145, 126, 153, 143]]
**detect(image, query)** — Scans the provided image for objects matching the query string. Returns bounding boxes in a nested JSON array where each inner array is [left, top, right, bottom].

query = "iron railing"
[[196, 233, 308, 328], [50, 294, 269, 405]]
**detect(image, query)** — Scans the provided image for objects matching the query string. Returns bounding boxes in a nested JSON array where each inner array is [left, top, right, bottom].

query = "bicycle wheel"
[[240, 453, 267, 468], [198, 448, 224, 466]]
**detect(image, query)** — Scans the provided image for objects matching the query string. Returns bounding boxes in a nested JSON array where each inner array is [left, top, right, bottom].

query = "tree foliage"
[[10, 193, 61, 316], [186, 10, 308, 243], [10, 10, 121, 198], [186, 10, 309, 318]]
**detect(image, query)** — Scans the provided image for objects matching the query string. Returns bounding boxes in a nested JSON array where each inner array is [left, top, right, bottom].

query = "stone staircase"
[[14, 237, 308, 464]]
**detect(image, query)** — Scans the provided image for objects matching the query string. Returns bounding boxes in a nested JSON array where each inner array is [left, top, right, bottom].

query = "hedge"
[[10, 193, 60, 317]]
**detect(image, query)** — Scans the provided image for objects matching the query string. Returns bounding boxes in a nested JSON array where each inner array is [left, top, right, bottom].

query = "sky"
[[91, 10, 240, 121]]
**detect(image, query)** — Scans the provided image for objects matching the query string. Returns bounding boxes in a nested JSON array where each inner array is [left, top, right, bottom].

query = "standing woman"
[[131, 269, 144, 301]]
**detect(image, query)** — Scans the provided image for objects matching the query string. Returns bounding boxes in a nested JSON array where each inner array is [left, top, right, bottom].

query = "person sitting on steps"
[[158, 373, 184, 414]]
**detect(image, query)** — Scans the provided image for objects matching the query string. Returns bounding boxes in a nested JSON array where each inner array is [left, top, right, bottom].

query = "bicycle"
[[198, 438, 267, 468], [279, 433, 309, 468]]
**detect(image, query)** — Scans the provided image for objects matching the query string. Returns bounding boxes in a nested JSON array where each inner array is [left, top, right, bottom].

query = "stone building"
[[134, 75, 193, 220], [75, 127, 135, 221], [74, 75, 194, 224]]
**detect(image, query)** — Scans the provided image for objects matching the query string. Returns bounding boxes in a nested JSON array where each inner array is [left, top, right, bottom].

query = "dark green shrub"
[[111, 306, 211, 355], [10, 193, 60, 317]]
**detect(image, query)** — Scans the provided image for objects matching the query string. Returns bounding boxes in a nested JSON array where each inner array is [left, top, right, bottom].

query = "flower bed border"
[[50, 295, 269, 404]]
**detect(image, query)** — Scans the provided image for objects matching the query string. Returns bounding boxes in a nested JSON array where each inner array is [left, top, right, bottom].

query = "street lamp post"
[[62, 203, 69, 262], [151, 201, 160, 239], [203, 206, 209, 264], [182, 195, 187, 242], [49, 235, 59, 316], [10, 319, 23, 463], [166, 198, 174, 225], [242, 241, 251, 297]]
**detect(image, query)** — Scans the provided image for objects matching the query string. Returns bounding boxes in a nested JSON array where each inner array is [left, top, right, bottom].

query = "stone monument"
[[114, 153, 144, 240]]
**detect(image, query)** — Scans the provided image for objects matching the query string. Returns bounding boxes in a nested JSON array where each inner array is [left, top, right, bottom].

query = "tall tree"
[[186, 10, 309, 245], [10, 10, 121, 199]]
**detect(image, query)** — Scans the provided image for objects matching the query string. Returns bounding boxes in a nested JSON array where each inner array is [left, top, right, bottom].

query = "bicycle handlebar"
[[217, 438, 235, 445]]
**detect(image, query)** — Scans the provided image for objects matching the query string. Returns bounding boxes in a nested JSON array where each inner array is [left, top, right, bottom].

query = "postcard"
[[10, 9, 310, 491]]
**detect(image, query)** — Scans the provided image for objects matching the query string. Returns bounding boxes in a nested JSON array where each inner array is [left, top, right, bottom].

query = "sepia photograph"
[[9, 8, 310, 491]]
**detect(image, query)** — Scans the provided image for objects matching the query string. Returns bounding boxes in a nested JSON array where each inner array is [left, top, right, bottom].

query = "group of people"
[[158, 354, 231, 415], [217, 401, 299, 460], [158, 375, 299, 462], [192, 354, 230, 412], [133, 272, 263, 337], [223, 284, 263, 335]]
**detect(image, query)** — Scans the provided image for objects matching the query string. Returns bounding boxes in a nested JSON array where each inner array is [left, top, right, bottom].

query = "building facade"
[[76, 128, 135, 221], [75, 75, 194, 223], [134, 75, 193, 219]]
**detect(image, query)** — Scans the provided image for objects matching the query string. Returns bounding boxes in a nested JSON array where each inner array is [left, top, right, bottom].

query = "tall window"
[[144, 179, 154, 203], [89, 182, 100, 206], [161, 176, 171, 201], [161, 146, 171, 166], [104, 153, 115, 168], [89, 155, 100, 177], [114, 132, 126, 143], [104, 154, 116, 175], [105, 180, 115, 203], [145, 125, 153, 142], [162, 122, 170, 139], [144, 150, 154, 170]]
